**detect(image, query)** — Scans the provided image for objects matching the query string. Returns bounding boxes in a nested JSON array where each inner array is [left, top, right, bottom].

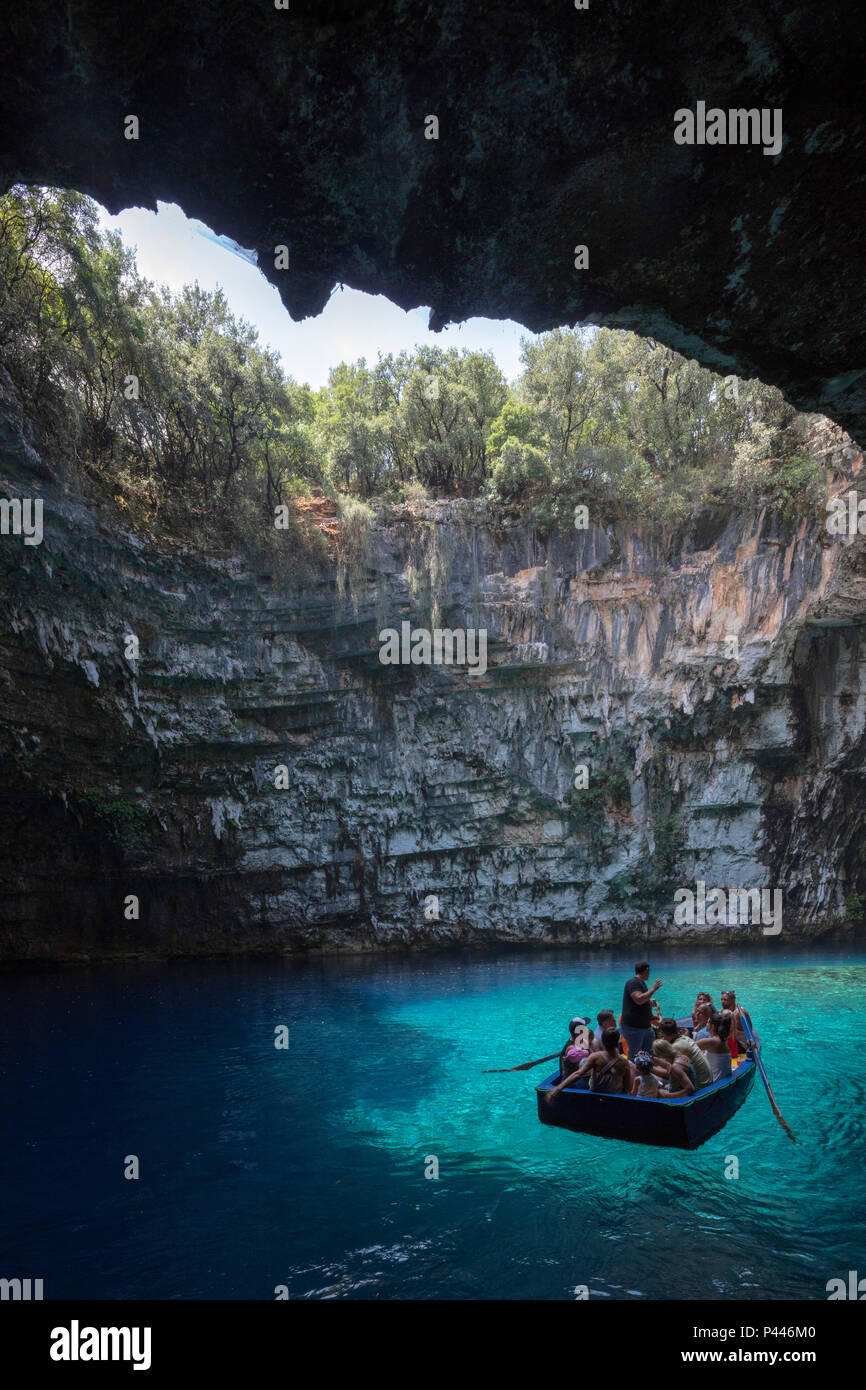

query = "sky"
[[97, 201, 533, 390]]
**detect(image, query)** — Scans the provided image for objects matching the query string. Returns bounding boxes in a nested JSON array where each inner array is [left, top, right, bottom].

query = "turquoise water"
[[2, 944, 864, 1300]]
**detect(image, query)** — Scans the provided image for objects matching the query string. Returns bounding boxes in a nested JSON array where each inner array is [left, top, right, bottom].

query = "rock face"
[[3, 409, 866, 958], [2, 2, 866, 436]]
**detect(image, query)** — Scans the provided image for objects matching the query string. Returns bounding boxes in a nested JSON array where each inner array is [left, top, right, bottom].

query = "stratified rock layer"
[[3, 412, 866, 958], [1, 3, 865, 434]]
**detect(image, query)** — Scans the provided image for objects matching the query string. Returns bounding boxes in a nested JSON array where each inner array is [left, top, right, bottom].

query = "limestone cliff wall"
[[2, 409, 866, 959]]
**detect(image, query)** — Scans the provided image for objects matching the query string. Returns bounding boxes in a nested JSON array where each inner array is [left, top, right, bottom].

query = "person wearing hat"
[[549, 1027, 632, 1099], [558, 1016, 592, 1082]]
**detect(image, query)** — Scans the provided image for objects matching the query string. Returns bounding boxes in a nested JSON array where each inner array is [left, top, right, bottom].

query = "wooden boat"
[[536, 1053, 757, 1150]]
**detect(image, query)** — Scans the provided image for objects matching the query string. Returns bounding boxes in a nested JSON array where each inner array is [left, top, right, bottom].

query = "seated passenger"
[[720, 1008, 740, 1060], [721, 989, 756, 1053], [696, 1012, 733, 1081], [653, 1039, 696, 1096], [631, 1051, 663, 1098], [693, 1002, 713, 1040], [658, 1017, 713, 1089], [591, 1010, 617, 1051], [587, 1028, 633, 1094], [692, 991, 715, 1028], [558, 1017, 592, 1080], [548, 1028, 632, 1099]]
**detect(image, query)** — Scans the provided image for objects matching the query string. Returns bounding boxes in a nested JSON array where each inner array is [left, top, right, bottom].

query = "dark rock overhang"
[[1, 1, 865, 433]]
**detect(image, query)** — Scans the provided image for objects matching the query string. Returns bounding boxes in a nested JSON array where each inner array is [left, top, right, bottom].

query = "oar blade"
[[483, 1050, 560, 1074], [779, 1113, 797, 1144]]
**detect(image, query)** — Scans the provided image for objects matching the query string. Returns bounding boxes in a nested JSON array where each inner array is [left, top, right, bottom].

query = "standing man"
[[620, 961, 662, 1058]]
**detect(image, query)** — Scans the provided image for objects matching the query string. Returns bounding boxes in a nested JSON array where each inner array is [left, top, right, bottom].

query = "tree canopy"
[[0, 184, 824, 549]]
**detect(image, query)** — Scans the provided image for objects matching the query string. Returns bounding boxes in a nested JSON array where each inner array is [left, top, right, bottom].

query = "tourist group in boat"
[[549, 961, 755, 1102]]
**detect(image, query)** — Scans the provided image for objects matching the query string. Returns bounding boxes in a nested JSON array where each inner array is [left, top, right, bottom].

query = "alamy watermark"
[[1, 1276, 43, 1299], [674, 102, 783, 157], [50, 1322, 151, 1371], [378, 621, 487, 676], [0, 496, 43, 545], [826, 490, 866, 535], [826, 1270, 866, 1299], [674, 881, 782, 935]]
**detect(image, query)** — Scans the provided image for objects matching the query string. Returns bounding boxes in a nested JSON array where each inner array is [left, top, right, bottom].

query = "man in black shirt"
[[620, 960, 663, 1059]]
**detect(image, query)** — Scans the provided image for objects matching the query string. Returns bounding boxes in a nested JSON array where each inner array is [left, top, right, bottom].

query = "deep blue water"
[[2, 944, 865, 1301]]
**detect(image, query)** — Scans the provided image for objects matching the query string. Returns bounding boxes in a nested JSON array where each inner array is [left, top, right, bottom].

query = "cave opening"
[[0, 182, 846, 564], [1, 174, 864, 961]]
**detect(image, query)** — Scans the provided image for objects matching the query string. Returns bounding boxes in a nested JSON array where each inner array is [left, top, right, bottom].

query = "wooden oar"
[[483, 1050, 561, 1074], [741, 1013, 796, 1144]]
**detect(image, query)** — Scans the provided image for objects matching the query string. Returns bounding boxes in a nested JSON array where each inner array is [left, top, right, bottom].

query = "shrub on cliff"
[[334, 495, 374, 610], [74, 788, 150, 848], [731, 438, 825, 523]]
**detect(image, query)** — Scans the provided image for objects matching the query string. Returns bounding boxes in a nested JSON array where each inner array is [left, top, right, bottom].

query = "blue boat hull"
[[536, 1057, 757, 1150]]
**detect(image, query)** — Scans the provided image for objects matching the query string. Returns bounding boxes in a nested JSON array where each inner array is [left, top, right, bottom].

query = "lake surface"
[[2, 944, 864, 1300]]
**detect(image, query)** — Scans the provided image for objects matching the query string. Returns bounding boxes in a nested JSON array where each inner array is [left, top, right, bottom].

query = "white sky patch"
[[188, 219, 259, 267], [96, 200, 532, 390]]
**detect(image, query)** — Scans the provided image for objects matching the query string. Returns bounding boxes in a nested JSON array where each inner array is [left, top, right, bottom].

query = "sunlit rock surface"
[[1, 2, 865, 435], [2, 408, 866, 957]]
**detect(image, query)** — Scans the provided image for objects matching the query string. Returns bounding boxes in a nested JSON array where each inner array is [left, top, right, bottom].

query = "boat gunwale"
[[535, 1055, 756, 1109]]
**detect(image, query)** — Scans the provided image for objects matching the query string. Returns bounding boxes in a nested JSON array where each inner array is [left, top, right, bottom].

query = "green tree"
[[0, 184, 825, 545]]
